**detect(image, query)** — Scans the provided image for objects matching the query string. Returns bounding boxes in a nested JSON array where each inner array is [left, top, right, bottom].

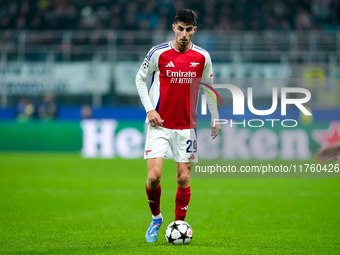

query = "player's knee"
[[148, 174, 161, 184], [177, 172, 190, 186], [147, 169, 162, 184]]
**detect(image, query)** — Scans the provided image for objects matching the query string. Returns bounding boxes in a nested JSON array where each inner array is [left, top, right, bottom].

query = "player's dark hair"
[[174, 9, 197, 26]]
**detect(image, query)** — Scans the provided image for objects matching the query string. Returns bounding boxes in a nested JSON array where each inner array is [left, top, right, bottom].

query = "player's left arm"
[[202, 53, 220, 139], [316, 141, 340, 163]]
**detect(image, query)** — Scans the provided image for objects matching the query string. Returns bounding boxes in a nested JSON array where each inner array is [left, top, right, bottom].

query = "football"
[[165, 220, 193, 245]]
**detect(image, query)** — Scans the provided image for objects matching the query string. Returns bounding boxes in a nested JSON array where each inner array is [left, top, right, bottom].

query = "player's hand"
[[316, 141, 340, 163], [211, 121, 221, 139], [147, 110, 163, 127]]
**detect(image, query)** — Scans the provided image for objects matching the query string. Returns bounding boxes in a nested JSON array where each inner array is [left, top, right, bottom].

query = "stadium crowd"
[[0, 0, 339, 31], [1, 1, 339, 113]]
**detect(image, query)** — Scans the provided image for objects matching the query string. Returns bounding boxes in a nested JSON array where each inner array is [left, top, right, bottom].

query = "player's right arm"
[[146, 110, 163, 127], [136, 47, 163, 127]]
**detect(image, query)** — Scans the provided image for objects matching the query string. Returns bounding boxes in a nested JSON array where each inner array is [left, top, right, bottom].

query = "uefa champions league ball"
[[165, 220, 193, 245]]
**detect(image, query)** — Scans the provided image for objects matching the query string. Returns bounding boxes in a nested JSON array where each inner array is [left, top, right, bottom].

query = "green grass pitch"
[[0, 153, 339, 254]]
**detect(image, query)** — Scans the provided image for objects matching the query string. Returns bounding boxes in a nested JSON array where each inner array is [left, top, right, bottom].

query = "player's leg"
[[170, 128, 196, 221], [144, 126, 169, 243], [145, 158, 164, 243], [146, 158, 163, 217], [175, 162, 192, 221]]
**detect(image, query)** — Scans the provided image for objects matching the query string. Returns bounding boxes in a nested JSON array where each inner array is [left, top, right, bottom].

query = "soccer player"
[[135, 9, 220, 243]]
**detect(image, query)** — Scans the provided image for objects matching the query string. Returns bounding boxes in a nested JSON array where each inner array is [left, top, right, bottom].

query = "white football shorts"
[[144, 125, 198, 163]]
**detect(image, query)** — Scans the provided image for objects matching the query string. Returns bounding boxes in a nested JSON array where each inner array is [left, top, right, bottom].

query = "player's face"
[[172, 22, 196, 47]]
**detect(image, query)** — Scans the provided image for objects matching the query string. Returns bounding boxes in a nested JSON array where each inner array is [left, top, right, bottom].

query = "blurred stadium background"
[[0, 0, 339, 157]]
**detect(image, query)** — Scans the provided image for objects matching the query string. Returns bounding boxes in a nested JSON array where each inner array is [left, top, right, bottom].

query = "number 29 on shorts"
[[186, 140, 197, 153]]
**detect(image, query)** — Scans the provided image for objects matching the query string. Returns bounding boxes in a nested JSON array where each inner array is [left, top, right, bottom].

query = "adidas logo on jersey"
[[166, 61, 175, 67]]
